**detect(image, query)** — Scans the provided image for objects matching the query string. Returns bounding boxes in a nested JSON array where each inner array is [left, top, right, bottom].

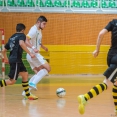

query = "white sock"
[[32, 69, 48, 84], [29, 74, 37, 83]]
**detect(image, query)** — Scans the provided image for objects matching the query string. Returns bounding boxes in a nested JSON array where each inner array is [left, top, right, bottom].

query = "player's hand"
[[93, 50, 99, 58], [29, 53, 35, 58], [33, 48, 39, 53], [44, 47, 48, 52], [4, 58, 9, 64]]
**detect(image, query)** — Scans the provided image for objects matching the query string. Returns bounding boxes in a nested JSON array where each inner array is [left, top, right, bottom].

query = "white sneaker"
[[22, 92, 38, 100], [25, 93, 38, 100], [22, 91, 25, 96]]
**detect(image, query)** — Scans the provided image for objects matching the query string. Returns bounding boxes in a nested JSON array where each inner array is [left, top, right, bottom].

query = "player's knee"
[[43, 64, 51, 73], [22, 72, 28, 81], [46, 66, 51, 72]]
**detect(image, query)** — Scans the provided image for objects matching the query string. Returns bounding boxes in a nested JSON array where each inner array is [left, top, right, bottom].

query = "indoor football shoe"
[[77, 95, 87, 115], [24, 93, 38, 100], [115, 109, 117, 115]]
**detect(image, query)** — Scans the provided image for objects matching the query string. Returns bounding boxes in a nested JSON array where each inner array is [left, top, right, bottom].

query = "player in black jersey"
[[1, 23, 38, 100], [77, 19, 117, 114]]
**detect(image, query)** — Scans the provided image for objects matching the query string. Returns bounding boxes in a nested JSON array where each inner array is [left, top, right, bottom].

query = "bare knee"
[[20, 72, 28, 82], [37, 65, 51, 73], [45, 65, 51, 73], [46, 66, 51, 73]]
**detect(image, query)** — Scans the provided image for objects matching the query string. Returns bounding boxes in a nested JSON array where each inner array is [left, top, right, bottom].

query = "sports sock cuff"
[[0, 80, 7, 87], [103, 83, 107, 89], [43, 69, 48, 75], [22, 81, 28, 83]]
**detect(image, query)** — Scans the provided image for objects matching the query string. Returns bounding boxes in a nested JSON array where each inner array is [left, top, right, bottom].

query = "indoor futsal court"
[[0, 4, 117, 117], [0, 75, 115, 117]]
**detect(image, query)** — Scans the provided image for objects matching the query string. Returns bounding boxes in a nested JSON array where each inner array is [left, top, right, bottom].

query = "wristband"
[[32, 46, 35, 49]]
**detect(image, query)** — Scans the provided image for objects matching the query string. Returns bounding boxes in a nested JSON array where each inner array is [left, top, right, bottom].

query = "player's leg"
[[108, 54, 117, 113], [77, 64, 117, 114], [19, 62, 38, 100], [110, 73, 117, 113], [18, 63, 32, 99], [25, 54, 39, 90], [21, 67, 41, 97], [28, 67, 39, 83], [112, 82, 117, 113], [0, 63, 19, 87], [28, 54, 51, 90], [0, 79, 16, 87], [21, 61, 38, 95], [31, 63, 50, 85], [77, 78, 108, 114]]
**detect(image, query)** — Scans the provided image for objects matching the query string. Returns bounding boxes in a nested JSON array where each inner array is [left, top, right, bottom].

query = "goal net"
[[0, 29, 5, 78], [2, 14, 112, 75]]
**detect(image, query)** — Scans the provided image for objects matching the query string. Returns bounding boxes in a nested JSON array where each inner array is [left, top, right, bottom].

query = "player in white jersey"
[[22, 16, 51, 97]]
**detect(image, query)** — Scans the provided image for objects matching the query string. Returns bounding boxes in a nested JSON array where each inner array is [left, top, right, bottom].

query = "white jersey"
[[27, 25, 42, 51], [26, 25, 47, 69]]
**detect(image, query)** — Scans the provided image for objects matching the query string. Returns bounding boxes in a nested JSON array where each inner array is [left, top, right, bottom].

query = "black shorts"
[[104, 49, 117, 83], [8, 62, 27, 80], [107, 49, 117, 67]]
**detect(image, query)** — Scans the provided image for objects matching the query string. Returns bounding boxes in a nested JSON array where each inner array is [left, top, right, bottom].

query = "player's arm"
[[93, 29, 108, 58], [41, 43, 48, 52], [25, 36, 39, 53], [19, 40, 35, 58], [2, 48, 9, 64]]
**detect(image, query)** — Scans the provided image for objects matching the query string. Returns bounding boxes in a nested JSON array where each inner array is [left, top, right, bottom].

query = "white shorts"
[[26, 53, 47, 70]]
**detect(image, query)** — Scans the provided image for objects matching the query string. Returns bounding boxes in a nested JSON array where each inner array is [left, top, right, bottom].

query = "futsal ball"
[[56, 88, 66, 98]]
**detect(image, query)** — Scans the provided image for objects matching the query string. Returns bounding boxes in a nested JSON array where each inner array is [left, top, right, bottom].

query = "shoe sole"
[[77, 96, 85, 115], [28, 97, 38, 100], [23, 96, 38, 100]]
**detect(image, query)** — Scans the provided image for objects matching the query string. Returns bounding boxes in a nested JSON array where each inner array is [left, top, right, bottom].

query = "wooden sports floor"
[[0, 75, 116, 117]]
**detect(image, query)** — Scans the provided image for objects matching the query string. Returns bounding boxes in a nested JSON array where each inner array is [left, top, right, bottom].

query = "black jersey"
[[105, 19, 117, 49], [5, 33, 26, 63]]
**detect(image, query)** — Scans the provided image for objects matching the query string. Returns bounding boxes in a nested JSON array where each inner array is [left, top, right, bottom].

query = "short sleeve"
[[105, 20, 114, 32], [27, 27, 36, 39], [19, 34, 26, 42], [4, 43, 10, 50]]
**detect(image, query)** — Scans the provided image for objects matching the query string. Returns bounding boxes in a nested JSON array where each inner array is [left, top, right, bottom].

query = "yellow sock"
[[0, 80, 7, 87], [84, 83, 107, 101], [22, 81, 30, 97], [112, 85, 117, 110]]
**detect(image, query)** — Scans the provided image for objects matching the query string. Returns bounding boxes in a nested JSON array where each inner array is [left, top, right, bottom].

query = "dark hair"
[[16, 23, 26, 32], [37, 16, 47, 23]]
